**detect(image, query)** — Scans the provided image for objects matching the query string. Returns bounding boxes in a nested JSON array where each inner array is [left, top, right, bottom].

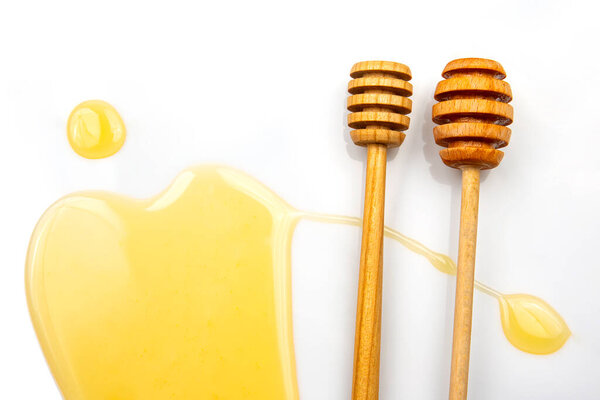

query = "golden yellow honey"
[[67, 100, 126, 159], [498, 294, 570, 355], [297, 213, 571, 355], [26, 166, 570, 399], [26, 167, 299, 399]]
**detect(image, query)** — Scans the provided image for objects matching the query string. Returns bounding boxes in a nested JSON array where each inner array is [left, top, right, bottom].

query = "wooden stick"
[[352, 143, 386, 400], [449, 166, 480, 400], [347, 61, 413, 400], [431, 58, 514, 400]]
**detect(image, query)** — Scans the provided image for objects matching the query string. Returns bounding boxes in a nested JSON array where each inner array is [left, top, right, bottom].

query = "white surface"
[[1, 0, 599, 398]]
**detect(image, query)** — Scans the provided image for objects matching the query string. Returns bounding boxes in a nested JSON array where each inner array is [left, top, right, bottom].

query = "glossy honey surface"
[[499, 294, 570, 355], [26, 166, 299, 399], [67, 100, 126, 159]]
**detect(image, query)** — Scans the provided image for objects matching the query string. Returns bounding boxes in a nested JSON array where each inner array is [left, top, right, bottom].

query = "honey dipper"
[[432, 58, 513, 400], [347, 61, 413, 400]]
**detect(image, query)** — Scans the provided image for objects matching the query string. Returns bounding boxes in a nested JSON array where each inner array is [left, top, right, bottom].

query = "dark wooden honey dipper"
[[347, 60, 412, 400], [432, 58, 513, 400]]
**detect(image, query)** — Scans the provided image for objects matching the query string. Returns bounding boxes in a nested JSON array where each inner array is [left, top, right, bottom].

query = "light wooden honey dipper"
[[432, 58, 513, 400], [347, 61, 413, 400]]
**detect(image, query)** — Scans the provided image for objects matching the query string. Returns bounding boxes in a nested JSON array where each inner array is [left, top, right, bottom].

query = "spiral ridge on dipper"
[[432, 58, 513, 169], [347, 61, 413, 147]]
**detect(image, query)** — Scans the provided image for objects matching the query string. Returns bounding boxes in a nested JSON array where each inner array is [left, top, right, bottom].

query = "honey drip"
[[67, 100, 126, 159], [301, 212, 571, 356], [26, 166, 569, 400]]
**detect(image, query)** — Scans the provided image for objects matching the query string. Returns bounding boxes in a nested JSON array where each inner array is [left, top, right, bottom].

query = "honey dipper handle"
[[352, 143, 387, 400], [449, 166, 481, 400]]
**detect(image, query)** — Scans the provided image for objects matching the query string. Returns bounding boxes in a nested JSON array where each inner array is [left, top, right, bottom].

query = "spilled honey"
[[301, 212, 571, 355], [499, 294, 571, 355], [26, 167, 299, 399], [26, 166, 570, 399], [67, 100, 126, 159]]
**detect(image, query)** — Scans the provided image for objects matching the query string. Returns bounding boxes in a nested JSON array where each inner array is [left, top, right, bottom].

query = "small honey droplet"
[[499, 294, 570, 355], [67, 100, 126, 159]]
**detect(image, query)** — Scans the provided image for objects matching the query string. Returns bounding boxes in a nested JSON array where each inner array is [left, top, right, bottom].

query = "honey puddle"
[[67, 100, 126, 159], [26, 166, 570, 399]]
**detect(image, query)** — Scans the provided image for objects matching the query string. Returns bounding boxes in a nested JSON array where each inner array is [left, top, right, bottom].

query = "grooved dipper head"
[[347, 61, 413, 147], [432, 58, 513, 169]]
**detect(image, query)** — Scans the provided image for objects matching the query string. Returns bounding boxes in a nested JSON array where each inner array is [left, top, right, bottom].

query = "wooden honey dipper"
[[347, 60, 413, 400], [432, 58, 513, 400]]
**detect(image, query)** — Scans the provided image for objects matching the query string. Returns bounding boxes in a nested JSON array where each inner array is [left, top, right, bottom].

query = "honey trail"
[[299, 211, 571, 356], [26, 166, 569, 400]]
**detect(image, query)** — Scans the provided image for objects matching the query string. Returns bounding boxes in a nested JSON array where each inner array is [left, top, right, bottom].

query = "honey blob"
[[26, 166, 299, 399], [498, 294, 571, 355], [67, 100, 126, 159]]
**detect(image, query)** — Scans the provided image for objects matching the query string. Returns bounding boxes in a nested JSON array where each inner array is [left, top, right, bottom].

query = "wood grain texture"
[[348, 60, 412, 148], [431, 58, 513, 400], [347, 61, 412, 400], [352, 144, 387, 400], [449, 166, 480, 400], [432, 58, 513, 170]]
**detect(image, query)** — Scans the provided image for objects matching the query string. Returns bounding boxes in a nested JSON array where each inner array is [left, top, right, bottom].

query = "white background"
[[1, 0, 599, 398]]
